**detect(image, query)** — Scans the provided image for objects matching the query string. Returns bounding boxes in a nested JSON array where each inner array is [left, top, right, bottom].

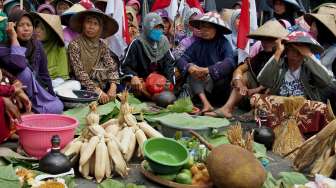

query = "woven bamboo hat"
[[69, 8, 119, 38], [61, 3, 86, 26], [312, 3, 336, 15], [31, 13, 64, 45], [248, 19, 289, 40], [190, 11, 231, 34], [304, 13, 336, 38], [285, 30, 324, 53]]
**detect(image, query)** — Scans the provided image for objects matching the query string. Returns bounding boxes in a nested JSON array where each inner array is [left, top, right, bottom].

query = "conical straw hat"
[[69, 8, 119, 38], [248, 19, 289, 40], [61, 3, 86, 26], [190, 12, 232, 35], [312, 3, 336, 15], [31, 13, 64, 45], [304, 13, 336, 38], [63, 3, 86, 14]]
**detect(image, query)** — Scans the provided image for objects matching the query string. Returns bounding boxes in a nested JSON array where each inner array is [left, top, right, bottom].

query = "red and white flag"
[[151, 0, 203, 20], [237, 0, 257, 63]]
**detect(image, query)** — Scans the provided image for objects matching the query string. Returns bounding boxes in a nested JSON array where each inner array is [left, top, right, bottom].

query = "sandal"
[[204, 109, 227, 118]]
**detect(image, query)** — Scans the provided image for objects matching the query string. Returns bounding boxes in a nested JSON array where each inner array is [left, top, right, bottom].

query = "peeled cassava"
[[206, 144, 266, 188]]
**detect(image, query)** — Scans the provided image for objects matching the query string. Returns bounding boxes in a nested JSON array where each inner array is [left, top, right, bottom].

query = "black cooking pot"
[[39, 135, 72, 174], [153, 90, 176, 108], [253, 126, 275, 150]]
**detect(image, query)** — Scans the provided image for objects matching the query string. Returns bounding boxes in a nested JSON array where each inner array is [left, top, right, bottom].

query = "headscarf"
[[77, 15, 103, 75], [8, 10, 35, 65], [126, 0, 141, 24], [126, 6, 139, 41], [37, 3, 56, 14], [183, 8, 202, 37], [126, 6, 138, 29], [126, 0, 141, 11], [36, 19, 69, 80], [138, 12, 170, 63], [0, 12, 7, 43], [227, 9, 240, 50]]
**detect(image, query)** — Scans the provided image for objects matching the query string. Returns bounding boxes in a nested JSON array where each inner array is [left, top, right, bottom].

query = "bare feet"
[[201, 104, 214, 114], [204, 106, 233, 118]]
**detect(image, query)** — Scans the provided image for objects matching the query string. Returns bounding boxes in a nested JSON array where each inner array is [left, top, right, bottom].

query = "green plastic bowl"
[[143, 137, 189, 174]]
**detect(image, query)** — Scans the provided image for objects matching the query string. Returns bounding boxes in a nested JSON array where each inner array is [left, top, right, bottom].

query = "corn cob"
[[119, 127, 133, 155], [95, 138, 106, 183], [88, 125, 106, 137], [124, 113, 137, 127], [79, 160, 92, 180], [101, 118, 118, 129], [79, 136, 100, 166], [61, 137, 83, 156], [138, 122, 163, 138], [107, 139, 128, 177], [105, 145, 112, 178], [105, 123, 121, 136], [125, 131, 136, 162], [89, 152, 95, 176], [135, 129, 147, 157]]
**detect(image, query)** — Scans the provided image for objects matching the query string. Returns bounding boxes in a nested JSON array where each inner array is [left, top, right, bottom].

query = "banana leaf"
[[262, 172, 308, 188], [0, 165, 21, 188], [145, 113, 230, 129]]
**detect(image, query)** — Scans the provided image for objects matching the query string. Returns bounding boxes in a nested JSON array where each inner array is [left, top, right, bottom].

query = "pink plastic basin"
[[16, 114, 78, 159]]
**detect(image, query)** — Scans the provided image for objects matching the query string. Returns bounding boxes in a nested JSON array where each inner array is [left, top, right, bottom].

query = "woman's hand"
[[107, 83, 117, 101], [99, 92, 110, 104], [131, 76, 143, 92], [274, 38, 285, 62], [14, 91, 31, 112], [3, 97, 21, 123], [6, 22, 19, 45], [292, 44, 313, 57]]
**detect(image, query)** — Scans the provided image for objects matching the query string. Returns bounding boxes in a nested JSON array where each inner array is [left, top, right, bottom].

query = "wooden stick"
[[283, 135, 316, 158], [189, 130, 214, 151]]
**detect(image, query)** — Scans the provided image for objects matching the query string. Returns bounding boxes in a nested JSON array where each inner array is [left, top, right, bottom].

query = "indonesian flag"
[[151, 0, 203, 20], [237, 0, 258, 63], [105, 0, 130, 60]]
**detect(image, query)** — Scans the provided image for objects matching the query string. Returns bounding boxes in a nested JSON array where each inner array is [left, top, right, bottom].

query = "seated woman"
[[1, 10, 63, 114], [257, 30, 335, 101], [266, 0, 304, 25], [33, 13, 69, 87], [304, 13, 336, 75], [68, 8, 119, 104], [61, 4, 86, 48], [126, 6, 140, 41], [173, 9, 202, 60], [121, 12, 175, 98], [177, 12, 235, 113], [205, 20, 289, 118], [156, 9, 174, 47]]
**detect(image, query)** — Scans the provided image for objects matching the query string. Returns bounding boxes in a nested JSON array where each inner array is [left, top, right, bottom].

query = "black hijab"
[[8, 9, 35, 66]]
